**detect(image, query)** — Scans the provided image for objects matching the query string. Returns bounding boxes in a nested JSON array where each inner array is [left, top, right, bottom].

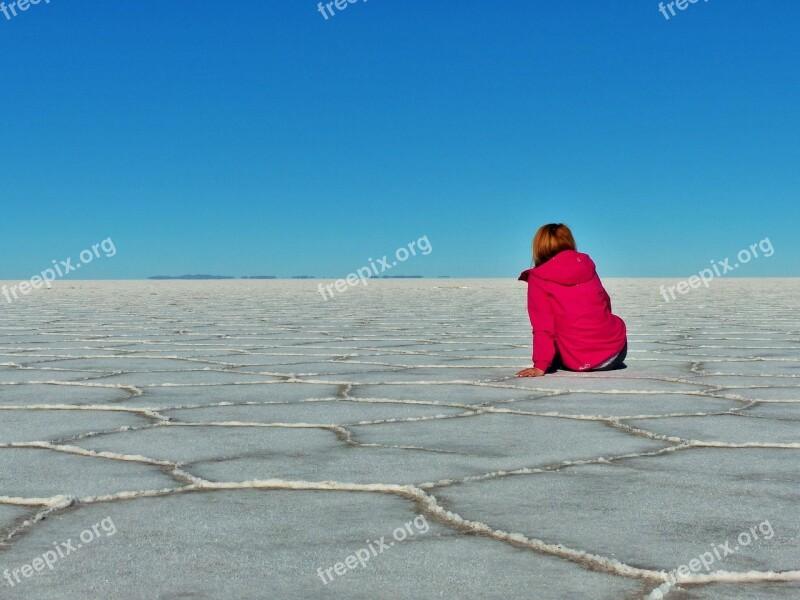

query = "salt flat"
[[1, 279, 799, 599]]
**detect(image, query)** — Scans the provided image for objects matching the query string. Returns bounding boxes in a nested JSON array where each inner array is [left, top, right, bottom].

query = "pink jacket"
[[519, 250, 627, 372]]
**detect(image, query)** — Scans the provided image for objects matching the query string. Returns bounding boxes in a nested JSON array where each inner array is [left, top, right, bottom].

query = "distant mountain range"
[[150, 275, 288, 280], [148, 274, 437, 280]]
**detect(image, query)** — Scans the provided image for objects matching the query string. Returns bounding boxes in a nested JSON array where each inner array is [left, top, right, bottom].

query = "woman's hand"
[[516, 367, 545, 377]]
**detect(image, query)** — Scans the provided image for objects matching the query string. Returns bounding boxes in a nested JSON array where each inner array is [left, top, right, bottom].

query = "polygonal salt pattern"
[[1, 279, 799, 599]]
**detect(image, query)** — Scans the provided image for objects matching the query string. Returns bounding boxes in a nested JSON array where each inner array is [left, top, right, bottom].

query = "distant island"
[[149, 274, 237, 280]]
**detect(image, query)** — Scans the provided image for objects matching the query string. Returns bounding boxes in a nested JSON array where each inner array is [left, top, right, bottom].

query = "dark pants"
[[548, 342, 627, 373]]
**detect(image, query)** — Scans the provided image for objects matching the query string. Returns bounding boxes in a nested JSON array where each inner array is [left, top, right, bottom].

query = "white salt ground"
[[0, 279, 798, 599]]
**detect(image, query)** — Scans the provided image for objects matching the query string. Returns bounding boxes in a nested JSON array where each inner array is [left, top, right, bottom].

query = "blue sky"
[[0, 0, 798, 279]]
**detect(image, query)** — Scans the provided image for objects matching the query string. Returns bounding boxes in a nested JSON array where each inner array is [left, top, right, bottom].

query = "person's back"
[[516, 224, 627, 377]]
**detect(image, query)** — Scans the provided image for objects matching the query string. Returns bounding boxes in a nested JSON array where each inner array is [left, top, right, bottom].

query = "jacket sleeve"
[[602, 287, 612, 312], [527, 278, 556, 371]]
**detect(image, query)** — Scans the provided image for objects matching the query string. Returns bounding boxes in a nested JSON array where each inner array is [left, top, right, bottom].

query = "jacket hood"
[[518, 250, 596, 286]]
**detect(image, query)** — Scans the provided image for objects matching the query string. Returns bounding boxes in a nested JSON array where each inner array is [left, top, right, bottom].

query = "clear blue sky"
[[1, 0, 798, 279]]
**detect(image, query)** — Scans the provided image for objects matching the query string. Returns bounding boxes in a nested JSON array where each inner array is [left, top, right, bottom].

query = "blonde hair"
[[532, 223, 577, 267]]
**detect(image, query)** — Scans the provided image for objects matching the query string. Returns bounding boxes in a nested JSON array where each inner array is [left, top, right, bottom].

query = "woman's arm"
[[602, 287, 612, 312], [517, 278, 555, 377], [530, 278, 556, 371], [516, 366, 545, 377]]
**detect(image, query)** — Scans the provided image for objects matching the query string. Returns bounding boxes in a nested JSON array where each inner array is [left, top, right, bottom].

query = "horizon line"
[[1, 276, 798, 282]]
